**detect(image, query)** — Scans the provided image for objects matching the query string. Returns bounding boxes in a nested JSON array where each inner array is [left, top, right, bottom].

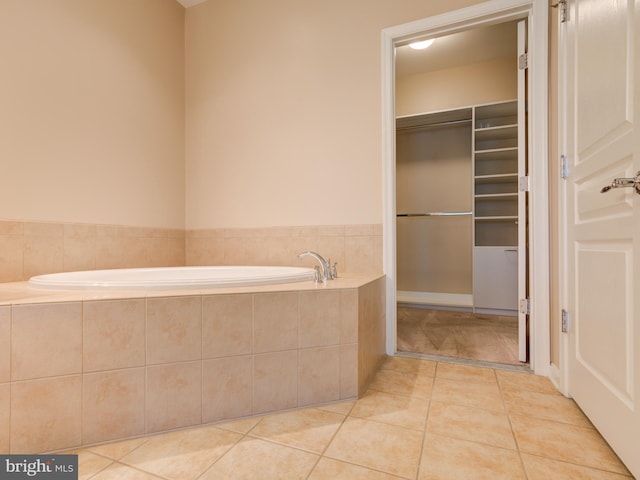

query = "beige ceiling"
[[175, 0, 207, 8], [396, 21, 518, 79]]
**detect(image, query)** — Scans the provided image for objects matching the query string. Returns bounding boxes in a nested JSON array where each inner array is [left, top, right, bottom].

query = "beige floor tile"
[[214, 416, 262, 434], [418, 433, 526, 480], [324, 417, 423, 478], [199, 436, 318, 480], [397, 308, 520, 365], [510, 414, 630, 475], [503, 389, 592, 427], [521, 453, 634, 479], [380, 355, 437, 377], [74, 450, 114, 480], [350, 389, 429, 430], [43, 357, 639, 480], [368, 368, 434, 399], [496, 369, 560, 395], [431, 376, 504, 412], [435, 362, 497, 384], [316, 400, 355, 416], [308, 457, 405, 479], [427, 401, 516, 450], [120, 425, 241, 480], [248, 408, 345, 454], [87, 437, 149, 460], [90, 462, 165, 480]]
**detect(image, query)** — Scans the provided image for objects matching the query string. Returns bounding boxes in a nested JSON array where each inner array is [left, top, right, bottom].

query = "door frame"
[[381, 0, 551, 375]]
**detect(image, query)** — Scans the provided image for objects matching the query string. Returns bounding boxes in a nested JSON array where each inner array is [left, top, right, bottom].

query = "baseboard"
[[474, 307, 518, 317], [548, 363, 567, 395], [397, 291, 473, 308]]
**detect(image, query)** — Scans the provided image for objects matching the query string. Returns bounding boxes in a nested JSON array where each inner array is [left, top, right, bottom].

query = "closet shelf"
[[475, 193, 518, 200], [474, 124, 518, 140], [475, 173, 518, 183], [475, 216, 518, 222], [474, 146, 518, 155]]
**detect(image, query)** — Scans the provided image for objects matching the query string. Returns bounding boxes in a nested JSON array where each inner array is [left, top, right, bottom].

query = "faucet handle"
[[330, 262, 338, 279], [313, 265, 322, 283]]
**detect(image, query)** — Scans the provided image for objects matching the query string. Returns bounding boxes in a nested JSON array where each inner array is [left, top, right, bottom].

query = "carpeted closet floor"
[[397, 306, 523, 366]]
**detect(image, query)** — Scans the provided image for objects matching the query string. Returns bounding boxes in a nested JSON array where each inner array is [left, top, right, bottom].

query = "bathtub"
[[5, 269, 386, 454], [28, 265, 316, 290]]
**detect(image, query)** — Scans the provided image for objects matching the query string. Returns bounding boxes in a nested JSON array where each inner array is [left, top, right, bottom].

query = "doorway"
[[381, 0, 550, 376], [395, 21, 524, 366]]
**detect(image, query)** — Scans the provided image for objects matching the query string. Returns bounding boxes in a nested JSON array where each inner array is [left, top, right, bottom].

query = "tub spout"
[[297, 251, 336, 281]]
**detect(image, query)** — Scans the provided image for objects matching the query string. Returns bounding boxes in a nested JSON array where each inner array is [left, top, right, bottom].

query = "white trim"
[[548, 362, 564, 393], [528, 0, 551, 377], [382, 0, 550, 375], [397, 291, 473, 308], [556, 0, 570, 397]]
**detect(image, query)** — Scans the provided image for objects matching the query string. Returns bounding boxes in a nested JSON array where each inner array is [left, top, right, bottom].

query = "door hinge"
[[519, 298, 530, 315], [519, 175, 530, 192], [562, 309, 570, 333], [518, 53, 528, 70], [551, 0, 568, 23], [561, 155, 569, 179]]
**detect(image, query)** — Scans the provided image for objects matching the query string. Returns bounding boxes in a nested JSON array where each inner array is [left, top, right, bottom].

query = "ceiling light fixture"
[[408, 39, 435, 50]]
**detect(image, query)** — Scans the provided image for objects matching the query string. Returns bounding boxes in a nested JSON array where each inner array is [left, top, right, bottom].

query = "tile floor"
[[397, 307, 521, 365], [68, 356, 633, 479]]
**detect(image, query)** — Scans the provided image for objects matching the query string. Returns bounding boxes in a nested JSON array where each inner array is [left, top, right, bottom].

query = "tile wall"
[[185, 225, 383, 274], [0, 220, 185, 283], [0, 276, 386, 453], [0, 220, 383, 282]]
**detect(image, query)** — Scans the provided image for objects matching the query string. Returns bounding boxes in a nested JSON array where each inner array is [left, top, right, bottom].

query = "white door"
[[563, 0, 640, 477]]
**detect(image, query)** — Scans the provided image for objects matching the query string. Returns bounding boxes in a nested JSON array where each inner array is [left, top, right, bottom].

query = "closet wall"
[[396, 52, 517, 306], [396, 57, 517, 117], [396, 120, 472, 295]]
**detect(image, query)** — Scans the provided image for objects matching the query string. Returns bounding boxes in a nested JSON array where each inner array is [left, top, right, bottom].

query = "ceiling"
[[395, 21, 518, 78], [176, 0, 207, 8]]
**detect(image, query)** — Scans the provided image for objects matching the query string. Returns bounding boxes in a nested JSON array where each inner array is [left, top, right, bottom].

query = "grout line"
[[414, 368, 437, 480], [302, 404, 352, 479], [495, 364, 529, 478]]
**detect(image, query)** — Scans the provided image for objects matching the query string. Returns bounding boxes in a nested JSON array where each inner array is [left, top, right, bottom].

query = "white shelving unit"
[[395, 100, 522, 314], [472, 100, 519, 313]]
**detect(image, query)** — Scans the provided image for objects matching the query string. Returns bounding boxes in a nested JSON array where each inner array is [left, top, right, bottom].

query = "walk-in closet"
[[394, 20, 528, 366]]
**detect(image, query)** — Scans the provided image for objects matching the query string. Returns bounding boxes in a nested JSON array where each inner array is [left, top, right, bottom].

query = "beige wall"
[[396, 58, 517, 117], [184, 0, 483, 229], [0, 0, 488, 236], [0, 0, 185, 229], [396, 125, 473, 294]]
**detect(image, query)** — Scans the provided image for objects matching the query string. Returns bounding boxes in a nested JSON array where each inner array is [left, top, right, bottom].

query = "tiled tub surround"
[[0, 220, 185, 283], [0, 220, 383, 283], [0, 274, 385, 454], [186, 225, 383, 275]]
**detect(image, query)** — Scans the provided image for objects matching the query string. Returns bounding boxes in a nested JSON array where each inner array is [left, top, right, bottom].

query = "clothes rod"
[[396, 212, 472, 217], [396, 119, 472, 131]]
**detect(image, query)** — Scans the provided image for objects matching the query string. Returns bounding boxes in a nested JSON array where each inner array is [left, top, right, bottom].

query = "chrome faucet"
[[298, 251, 337, 282]]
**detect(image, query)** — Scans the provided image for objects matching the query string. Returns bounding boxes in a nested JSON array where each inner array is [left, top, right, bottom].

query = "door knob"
[[600, 171, 640, 194]]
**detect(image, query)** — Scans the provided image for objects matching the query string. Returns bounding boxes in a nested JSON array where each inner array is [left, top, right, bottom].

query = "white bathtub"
[[28, 266, 317, 290]]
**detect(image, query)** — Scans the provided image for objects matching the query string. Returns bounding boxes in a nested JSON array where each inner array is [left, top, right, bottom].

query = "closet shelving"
[[472, 100, 520, 313], [395, 99, 521, 313], [473, 101, 519, 247]]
